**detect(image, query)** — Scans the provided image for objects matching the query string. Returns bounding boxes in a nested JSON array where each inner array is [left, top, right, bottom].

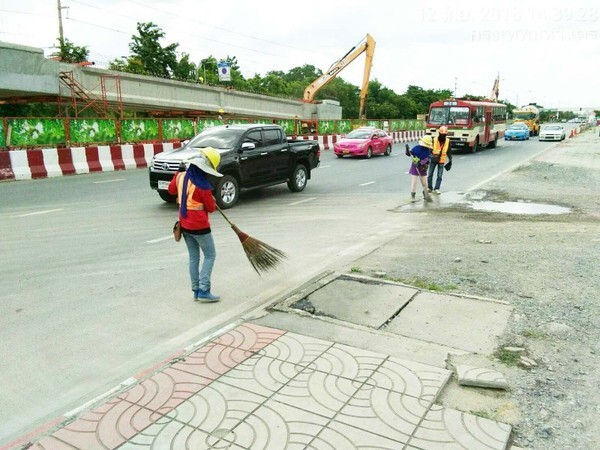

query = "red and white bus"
[[426, 99, 507, 152]]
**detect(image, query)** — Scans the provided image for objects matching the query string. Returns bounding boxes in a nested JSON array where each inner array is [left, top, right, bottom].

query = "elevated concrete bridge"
[[0, 41, 341, 120]]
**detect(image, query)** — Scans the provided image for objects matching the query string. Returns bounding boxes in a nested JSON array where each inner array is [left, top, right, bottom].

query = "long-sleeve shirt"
[[167, 172, 216, 232]]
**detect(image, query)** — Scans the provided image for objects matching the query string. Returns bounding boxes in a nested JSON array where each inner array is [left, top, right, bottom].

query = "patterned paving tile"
[[407, 405, 512, 450], [213, 323, 286, 352], [222, 398, 329, 449], [257, 331, 333, 367], [164, 381, 266, 434], [310, 419, 407, 449], [118, 366, 213, 415], [32, 396, 159, 449], [21, 324, 513, 450], [216, 353, 304, 398], [170, 342, 255, 380], [272, 369, 361, 419], [308, 342, 387, 381], [335, 383, 429, 444], [366, 356, 452, 404], [117, 419, 246, 449]]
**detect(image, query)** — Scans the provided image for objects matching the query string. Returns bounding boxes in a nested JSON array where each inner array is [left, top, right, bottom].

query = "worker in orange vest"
[[427, 126, 451, 194]]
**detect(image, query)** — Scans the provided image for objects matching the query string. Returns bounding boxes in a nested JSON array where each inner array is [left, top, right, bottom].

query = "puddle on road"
[[396, 191, 571, 215], [469, 201, 570, 215]]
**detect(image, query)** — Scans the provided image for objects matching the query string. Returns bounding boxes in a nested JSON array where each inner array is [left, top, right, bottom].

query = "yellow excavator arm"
[[303, 34, 375, 118], [488, 74, 500, 102]]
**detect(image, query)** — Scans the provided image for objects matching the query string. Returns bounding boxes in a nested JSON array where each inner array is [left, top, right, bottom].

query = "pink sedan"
[[333, 127, 394, 159]]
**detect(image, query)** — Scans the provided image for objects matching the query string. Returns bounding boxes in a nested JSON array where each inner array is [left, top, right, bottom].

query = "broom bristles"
[[231, 225, 287, 274]]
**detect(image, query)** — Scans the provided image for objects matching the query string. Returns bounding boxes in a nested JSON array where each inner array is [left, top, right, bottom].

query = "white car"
[[539, 125, 566, 141]]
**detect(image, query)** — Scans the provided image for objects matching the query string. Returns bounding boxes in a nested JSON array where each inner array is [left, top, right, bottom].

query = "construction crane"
[[303, 34, 375, 119]]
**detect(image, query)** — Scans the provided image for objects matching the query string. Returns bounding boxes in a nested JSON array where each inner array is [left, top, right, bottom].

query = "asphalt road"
[[0, 127, 572, 443]]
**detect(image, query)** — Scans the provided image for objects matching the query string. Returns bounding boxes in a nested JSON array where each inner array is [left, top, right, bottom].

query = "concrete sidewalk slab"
[[294, 275, 417, 328], [12, 322, 511, 450], [385, 291, 513, 354]]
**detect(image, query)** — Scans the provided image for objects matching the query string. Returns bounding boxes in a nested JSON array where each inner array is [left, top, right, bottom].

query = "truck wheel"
[[471, 137, 479, 153], [215, 175, 239, 209], [488, 134, 498, 148], [384, 145, 392, 156], [287, 164, 308, 192], [158, 191, 177, 203]]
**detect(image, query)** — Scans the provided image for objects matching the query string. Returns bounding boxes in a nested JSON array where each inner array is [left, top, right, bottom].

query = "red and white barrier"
[[0, 132, 427, 182], [0, 142, 181, 181]]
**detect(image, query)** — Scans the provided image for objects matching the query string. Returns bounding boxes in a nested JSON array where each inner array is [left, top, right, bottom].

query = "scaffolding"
[[58, 71, 123, 119]]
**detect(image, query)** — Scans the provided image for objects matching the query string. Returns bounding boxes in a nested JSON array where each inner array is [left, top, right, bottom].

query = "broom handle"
[[214, 202, 234, 227]]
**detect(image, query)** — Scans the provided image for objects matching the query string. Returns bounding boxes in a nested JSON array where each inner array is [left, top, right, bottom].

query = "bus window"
[[451, 107, 469, 125], [429, 106, 469, 125]]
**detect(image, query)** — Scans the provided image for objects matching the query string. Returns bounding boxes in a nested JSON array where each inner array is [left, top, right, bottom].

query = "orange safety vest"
[[432, 138, 450, 164], [175, 173, 205, 211]]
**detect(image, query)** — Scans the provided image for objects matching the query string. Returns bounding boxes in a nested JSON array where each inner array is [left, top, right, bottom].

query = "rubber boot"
[[423, 191, 433, 202], [196, 289, 220, 302], [410, 192, 417, 203]]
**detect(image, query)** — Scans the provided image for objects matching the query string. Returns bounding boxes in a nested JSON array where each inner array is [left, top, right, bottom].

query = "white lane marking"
[[94, 178, 126, 184], [359, 181, 375, 186], [288, 197, 316, 206], [16, 209, 64, 218], [318, 165, 330, 169], [147, 236, 173, 244]]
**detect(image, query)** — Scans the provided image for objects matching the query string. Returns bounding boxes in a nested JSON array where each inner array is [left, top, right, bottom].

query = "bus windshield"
[[429, 106, 470, 125]]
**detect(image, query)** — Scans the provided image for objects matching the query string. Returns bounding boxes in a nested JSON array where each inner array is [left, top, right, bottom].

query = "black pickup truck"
[[149, 124, 320, 209]]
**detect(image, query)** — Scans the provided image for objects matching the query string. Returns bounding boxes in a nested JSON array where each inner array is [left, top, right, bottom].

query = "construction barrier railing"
[[0, 117, 426, 150]]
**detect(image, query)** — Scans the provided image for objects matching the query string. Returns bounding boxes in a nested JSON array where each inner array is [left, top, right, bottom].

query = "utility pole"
[[57, 0, 67, 52], [454, 77, 457, 98]]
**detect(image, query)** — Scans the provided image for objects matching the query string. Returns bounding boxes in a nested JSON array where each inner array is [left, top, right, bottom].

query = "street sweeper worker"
[[405, 135, 433, 203], [427, 126, 451, 194], [168, 147, 222, 302]]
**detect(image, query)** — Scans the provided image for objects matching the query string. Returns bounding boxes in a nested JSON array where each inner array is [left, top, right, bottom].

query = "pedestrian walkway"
[[16, 323, 511, 450]]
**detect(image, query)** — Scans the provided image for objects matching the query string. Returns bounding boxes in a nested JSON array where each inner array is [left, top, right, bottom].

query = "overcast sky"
[[1, 0, 599, 110]]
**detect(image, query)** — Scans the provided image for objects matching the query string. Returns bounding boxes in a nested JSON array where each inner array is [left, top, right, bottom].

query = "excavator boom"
[[489, 74, 500, 102], [303, 34, 375, 118]]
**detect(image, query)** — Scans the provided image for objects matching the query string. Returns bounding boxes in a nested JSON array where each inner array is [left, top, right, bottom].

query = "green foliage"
[[121, 119, 159, 142], [8, 119, 65, 146], [383, 275, 457, 292], [162, 120, 195, 140], [494, 348, 521, 366], [520, 328, 547, 339], [70, 119, 117, 144], [51, 38, 89, 63], [129, 22, 179, 78], [0, 103, 59, 118]]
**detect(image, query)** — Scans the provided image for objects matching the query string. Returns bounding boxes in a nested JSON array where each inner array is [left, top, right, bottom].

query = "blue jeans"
[[183, 232, 216, 292], [427, 162, 444, 190]]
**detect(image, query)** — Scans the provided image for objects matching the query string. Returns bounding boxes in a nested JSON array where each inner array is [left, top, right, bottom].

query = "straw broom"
[[215, 205, 287, 275]]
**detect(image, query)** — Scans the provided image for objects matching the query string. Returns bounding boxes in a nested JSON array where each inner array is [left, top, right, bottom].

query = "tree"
[[129, 22, 179, 78], [50, 38, 89, 63], [173, 53, 196, 82]]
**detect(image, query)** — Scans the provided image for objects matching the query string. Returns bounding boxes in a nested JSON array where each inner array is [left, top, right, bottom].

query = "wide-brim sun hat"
[[186, 147, 223, 177], [418, 135, 434, 149]]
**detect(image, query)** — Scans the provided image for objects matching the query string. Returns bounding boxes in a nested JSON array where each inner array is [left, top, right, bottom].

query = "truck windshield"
[[428, 107, 470, 125], [514, 112, 536, 120], [186, 127, 245, 149]]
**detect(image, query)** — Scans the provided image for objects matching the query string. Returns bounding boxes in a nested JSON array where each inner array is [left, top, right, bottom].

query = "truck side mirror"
[[241, 142, 256, 151]]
